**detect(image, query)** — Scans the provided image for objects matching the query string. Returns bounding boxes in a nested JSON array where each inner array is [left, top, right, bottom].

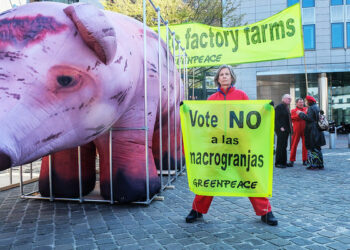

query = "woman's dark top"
[[298, 103, 326, 150]]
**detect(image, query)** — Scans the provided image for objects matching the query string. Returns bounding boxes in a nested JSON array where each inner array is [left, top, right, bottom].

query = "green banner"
[[180, 100, 275, 197], [157, 3, 303, 68]]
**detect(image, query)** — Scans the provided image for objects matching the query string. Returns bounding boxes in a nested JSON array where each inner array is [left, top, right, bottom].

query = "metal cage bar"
[[173, 34, 177, 182], [143, 0, 150, 203], [156, 7, 164, 192], [78, 146, 83, 203], [19, 165, 23, 196], [166, 22, 171, 186], [109, 129, 114, 204], [49, 155, 53, 201]]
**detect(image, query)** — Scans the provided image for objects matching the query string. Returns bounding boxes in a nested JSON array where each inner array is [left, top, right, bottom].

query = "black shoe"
[[287, 162, 294, 167], [303, 161, 307, 166], [185, 209, 203, 223], [275, 164, 286, 168], [261, 212, 278, 226], [318, 165, 324, 170]]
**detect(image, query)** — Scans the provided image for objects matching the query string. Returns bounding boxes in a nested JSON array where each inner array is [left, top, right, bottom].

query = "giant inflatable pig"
[[0, 2, 182, 202]]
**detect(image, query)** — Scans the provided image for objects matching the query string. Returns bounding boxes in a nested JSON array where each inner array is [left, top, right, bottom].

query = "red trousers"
[[192, 195, 271, 216], [290, 130, 307, 162]]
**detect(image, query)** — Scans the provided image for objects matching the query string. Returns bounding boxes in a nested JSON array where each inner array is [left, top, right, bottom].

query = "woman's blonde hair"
[[214, 65, 236, 87]]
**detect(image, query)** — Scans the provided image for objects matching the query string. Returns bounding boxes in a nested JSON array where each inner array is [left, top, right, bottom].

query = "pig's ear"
[[64, 4, 117, 65]]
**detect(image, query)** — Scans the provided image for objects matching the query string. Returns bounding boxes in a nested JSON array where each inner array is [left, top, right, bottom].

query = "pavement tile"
[[54, 238, 75, 245], [95, 238, 115, 246], [136, 238, 157, 246], [334, 236, 350, 244], [0, 146, 349, 249], [76, 244, 99, 250], [290, 237, 314, 246], [243, 238, 265, 246], [268, 238, 291, 247], [317, 230, 339, 238], [157, 237, 178, 246], [115, 237, 137, 246], [141, 243, 164, 250], [255, 232, 278, 240], [312, 236, 333, 244], [208, 242, 233, 249], [32, 246, 54, 250], [164, 243, 185, 249], [11, 243, 33, 250], [306, 245, 330, 250], [53, 244, 74, 250], [326, 242, 350, 249], [119, 244, 140, 250], [183, 243, 208, 249]]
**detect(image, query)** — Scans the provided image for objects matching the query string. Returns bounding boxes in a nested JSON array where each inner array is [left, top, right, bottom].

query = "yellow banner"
[[180, 100, 275, 197], [157, 3, 303, 68]]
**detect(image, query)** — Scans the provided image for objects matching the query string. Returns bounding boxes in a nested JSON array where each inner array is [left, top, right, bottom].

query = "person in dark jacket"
[[297, 96, 326, 170], [274, 94, 292, 168]]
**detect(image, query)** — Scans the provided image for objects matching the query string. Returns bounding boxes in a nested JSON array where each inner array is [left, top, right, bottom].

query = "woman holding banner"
[[185, 65, 278, 226]]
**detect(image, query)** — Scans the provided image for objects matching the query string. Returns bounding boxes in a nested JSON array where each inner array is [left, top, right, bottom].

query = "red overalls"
[[289, 107, 308, 162], [191, 86, 272, 216]]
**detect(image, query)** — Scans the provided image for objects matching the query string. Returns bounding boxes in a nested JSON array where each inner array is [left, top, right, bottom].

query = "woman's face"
[[218, 68, 232, 88]]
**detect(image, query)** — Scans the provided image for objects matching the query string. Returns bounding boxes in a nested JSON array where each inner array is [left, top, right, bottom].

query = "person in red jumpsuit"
[[289, 98, 308, 166], [185, 65, 278, 226]]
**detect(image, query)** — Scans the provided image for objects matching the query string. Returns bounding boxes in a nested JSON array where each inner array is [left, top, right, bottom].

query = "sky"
[[0, 0, 26, 13]]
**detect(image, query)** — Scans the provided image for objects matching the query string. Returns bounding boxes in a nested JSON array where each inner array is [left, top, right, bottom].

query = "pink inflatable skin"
[[0, 2, 182, 202]]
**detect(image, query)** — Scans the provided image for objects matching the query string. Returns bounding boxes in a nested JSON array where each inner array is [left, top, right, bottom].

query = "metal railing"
[[0, 161, 39, 191], [4, 0, 189, 205]]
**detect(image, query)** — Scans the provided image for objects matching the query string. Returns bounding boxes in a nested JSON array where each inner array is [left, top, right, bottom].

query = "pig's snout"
[[0, 151, 11, 171]]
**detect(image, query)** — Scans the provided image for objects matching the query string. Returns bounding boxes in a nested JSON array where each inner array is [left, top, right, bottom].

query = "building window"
[[303, 0, 315, 8], [303, 24, 315, 50], [331, 0, 344, 5], [303, 8, 315, 23], [339, 99, 343, 103], [287, 0, 299, 7], [347, 98, 350, 102], [347, 23, 350, 47], [332, 23, 344, 48]]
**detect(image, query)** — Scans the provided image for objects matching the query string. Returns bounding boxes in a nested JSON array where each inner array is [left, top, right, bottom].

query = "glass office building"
[[222, 0, 350, 125]]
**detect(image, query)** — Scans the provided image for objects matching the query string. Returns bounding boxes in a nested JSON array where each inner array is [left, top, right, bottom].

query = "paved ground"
[[0, 137, 349, 249]]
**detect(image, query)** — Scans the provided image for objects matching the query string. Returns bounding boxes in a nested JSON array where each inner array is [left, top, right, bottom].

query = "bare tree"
[[101, 0, 243, 26], [101, 0, 194, 26], [186, 0, 243, 26]]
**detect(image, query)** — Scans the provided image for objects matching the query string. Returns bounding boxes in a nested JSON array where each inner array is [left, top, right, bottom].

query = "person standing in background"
[[274, 94, 292, 168], [289, 98, 308, 167], [297, 96, 326, 170]]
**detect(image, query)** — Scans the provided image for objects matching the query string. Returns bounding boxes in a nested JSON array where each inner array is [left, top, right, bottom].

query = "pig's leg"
[[39, 142, 96, 198], [95, 103, 160, 203], [151, 63, 184, 172], [152, 105, 184, 172]]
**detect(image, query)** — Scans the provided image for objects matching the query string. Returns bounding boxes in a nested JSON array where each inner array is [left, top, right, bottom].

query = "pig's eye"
[[57, 75, 74, 87]]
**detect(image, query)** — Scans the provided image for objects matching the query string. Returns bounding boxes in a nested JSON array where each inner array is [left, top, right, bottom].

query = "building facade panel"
[[224, 0, 350, 124]]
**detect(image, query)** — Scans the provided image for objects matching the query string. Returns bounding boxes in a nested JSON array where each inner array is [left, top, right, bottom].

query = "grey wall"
[[223, 0, 350, 99]]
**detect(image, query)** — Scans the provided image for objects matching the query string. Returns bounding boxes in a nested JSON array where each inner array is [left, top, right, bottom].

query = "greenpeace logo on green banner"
[[155, 3, 303, 68]]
